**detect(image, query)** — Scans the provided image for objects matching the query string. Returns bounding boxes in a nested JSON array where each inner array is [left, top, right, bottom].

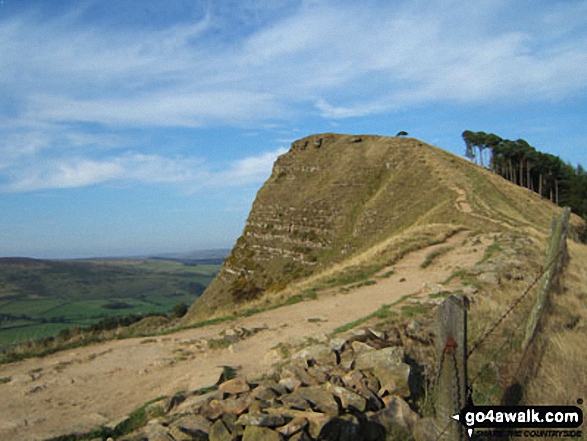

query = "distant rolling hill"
[[0, 256, 222, 347], [148, 248, 230, 264]]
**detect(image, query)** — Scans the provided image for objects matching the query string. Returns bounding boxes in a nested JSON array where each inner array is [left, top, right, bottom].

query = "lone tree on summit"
[[395, 131, 408, 137]]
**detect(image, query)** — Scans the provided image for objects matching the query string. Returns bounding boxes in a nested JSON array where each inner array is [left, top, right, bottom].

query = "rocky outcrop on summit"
[[185, 133, 575, 321]]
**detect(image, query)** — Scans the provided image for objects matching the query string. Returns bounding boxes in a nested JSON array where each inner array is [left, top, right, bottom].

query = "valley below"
[[0, 258, 222, 348]]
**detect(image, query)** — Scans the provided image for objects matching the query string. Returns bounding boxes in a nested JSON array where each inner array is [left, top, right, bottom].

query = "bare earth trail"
[[0, 231, 488, 441]]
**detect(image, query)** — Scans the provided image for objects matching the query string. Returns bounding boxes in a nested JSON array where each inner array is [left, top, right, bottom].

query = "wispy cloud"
[[25, 91, 284, 127], [1, 0, 587, 193], [0, 148, 287, 193], [216, 147, 288, 186], [2, 0, 586, 129]]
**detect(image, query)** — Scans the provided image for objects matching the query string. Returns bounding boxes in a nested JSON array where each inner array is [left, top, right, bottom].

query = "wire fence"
[[433, 208, 571, 441]]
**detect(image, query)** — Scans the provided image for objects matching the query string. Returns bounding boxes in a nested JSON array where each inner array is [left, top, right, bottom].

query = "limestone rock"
[[236, 412, 286, 427], [265, 380, 289, 396], [280, 391, 311, 410], [296, 385, 339, 416], [219, 377, 250, 395], [248, 398, 270, 414], [242, 425, 284, 441], [351, 341, 376, 356], [276, 416, 308, 437], [363, 370, 381, 394], [367, 328, 386, 340], [171, 390, 223, 414], [325, 383, 367, 412], [292, 344, 336, 367], [305, 412, 332, 438], [289, 431, 312, 441], [353, 380, 385, 412], [355, 346, 410, 396], [221, 413, 244, 437], [219, 396, 253, 415], [278, 376, 302, 392], [251, 385, 278, 401], [354, 346, 404, 370], [201, 399, 228, 420], [339, 350, 355, 371], [281, 364, 317, 387], [329, 337, 346, 353], [143, 423, 174, 441], [170, 414, 211, 439], [306, 366, 329, 383], [342, 370, 365, 390], [370, 395, 419, 431], [209, 419, 236, 441], [168, 426, 196, 441]]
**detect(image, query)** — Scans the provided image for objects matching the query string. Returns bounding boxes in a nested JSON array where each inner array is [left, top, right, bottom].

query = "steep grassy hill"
[[185, 133, 584, 322]]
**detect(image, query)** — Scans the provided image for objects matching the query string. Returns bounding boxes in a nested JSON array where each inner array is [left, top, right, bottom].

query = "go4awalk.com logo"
[[451, 405, 584, 438]]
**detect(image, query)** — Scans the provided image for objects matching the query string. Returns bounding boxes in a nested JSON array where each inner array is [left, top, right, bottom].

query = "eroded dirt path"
[[0, 231, 489, 441]]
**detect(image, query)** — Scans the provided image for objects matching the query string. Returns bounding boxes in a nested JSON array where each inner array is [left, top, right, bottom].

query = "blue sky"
[[0, 0, 586, 258]]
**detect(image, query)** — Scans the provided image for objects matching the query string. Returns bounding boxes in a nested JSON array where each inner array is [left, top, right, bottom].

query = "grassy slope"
[[182, 135, 587, 415], [525, 240, 587, 405], [0, 259, 220, 347], [186, 134, 580, 322]]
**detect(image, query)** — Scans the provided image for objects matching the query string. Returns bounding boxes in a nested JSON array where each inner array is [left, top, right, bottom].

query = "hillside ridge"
[[1, 134, 585, 441], [185, 133, 582, 322]]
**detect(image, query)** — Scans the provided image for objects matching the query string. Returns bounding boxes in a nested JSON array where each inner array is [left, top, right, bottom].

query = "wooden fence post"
[[523, 207, 570, 348], [435, 295, 469, 441]]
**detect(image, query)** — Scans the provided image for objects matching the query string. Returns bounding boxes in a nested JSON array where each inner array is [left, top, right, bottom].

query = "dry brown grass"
[[185, 134, 585, 327], [463, 233, 545, 405], [524, 240, 587, 406], [222, 222, 461, 314]]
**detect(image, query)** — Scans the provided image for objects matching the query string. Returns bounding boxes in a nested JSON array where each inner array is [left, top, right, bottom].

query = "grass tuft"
[[333, 305, 398, 334], [378, 270, 395, 278], [441, 269, 467, 286], [421, 246, 453, 268], [207, 338, 231, 350], [478, 237, 502, 264], [400, 303, 428, 318]]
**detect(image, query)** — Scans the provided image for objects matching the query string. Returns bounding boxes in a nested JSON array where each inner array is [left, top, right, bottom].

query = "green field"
[[0, 257, 222, 347]]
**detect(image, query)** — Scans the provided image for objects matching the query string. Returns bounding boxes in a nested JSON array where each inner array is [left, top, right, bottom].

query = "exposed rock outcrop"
[[121, 323, 435, 441], [185, 133, 573, 322]]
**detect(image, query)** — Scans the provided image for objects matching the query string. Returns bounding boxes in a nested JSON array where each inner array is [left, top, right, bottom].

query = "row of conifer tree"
[[462, 130, 587, 225]]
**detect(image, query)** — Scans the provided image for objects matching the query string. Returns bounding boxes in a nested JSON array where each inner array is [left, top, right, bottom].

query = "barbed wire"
[[434, 241, 566, 441], [466, 247, 563, 359]]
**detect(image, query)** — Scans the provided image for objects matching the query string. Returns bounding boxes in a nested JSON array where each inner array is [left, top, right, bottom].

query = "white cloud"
[[2, 0, 586, 130], [0, 148, 287, 193], [315, 98, 391, 119], [217, 147, 288, 185], [26, 90, 283, 127], [1, 0, 587, 193]]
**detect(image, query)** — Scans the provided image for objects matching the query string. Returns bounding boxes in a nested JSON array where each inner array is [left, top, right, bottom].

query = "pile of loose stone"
[[119, 322, 438, 441]]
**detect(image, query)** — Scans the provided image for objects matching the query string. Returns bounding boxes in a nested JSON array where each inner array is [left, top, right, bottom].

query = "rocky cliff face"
[[185, 133, 576, 321], [186, 133, 454, 320]]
